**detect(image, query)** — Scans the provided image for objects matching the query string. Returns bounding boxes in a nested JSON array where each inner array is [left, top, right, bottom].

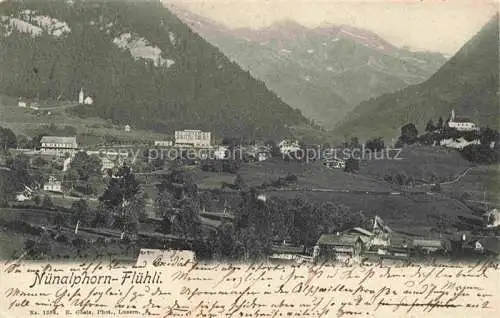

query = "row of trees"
[[210, 190, 370, 260], [151, 167, 371, 261]]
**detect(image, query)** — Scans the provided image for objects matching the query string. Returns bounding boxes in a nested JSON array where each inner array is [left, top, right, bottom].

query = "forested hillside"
[[0, 0, 307, 139]]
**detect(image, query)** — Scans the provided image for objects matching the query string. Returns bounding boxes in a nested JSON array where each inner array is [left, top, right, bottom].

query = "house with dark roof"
[[315, 234, 366, 261], [412, 238, 447, 254]]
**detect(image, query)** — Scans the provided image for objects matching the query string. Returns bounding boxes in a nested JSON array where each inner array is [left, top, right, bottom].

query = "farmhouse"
[[315, 233, 367, 261], [40, 136, 78, 155], [154, 140, 173, 147], [323, 158, 345, 169], [278, 140, 301, 154], [84, 96, 93, 105], [17, 98, 27, 108], [30, 102, 40, 110], [43, 176, 62, 193], [175, 129, 211, 148]]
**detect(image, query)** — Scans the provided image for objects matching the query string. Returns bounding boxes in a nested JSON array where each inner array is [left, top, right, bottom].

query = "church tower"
[[78, 88, 84, 104]]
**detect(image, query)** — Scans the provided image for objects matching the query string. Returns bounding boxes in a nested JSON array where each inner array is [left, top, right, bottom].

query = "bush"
[[72, 238, 87, 249], [365, 137, 385, 152], [41, 195, 54, 209], [460, 144, 499, 164], [33, 195, 41, 206], [431, 183, 442, 193], [344, 158, 360, 173]]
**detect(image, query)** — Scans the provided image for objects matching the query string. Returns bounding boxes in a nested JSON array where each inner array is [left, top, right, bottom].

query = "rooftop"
[[413, 239, 444, 248], [451, 117, 472, 123], [40, 136, 77, 144], [317, 234, 364, 246]]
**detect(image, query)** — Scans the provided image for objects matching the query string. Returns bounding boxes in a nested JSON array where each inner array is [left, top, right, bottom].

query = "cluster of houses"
[[438, 109, 497, 150], [17, 98, 40, 110], [15, 127, 351, 200], [311, 215, 500, 263], [17, 87, 93, 111]]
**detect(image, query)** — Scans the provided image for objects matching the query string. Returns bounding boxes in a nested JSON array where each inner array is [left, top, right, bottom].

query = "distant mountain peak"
[[313, 24, 396, 52], [267, 19, 308, 31]]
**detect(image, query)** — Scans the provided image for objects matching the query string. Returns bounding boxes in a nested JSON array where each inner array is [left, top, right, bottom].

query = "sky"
[[165, 0, 498, 55]]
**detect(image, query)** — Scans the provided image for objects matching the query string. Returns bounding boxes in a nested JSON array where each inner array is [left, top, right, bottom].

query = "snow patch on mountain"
[[1, 10, 70, 38], [113, 33, 173, 68], [339, 29, 367, 40]]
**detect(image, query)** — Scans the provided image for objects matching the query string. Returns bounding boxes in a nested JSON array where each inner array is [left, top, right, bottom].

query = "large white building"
[[447, 109, 478, 131], [40, 136, 78, 155], [175, 130, 211, 148]]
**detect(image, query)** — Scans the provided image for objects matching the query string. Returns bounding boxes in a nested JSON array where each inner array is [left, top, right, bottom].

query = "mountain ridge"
[[169, 4, 448, 128]]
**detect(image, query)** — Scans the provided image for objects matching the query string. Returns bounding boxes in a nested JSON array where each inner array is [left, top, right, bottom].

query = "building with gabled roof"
[[315, 233, 367, 261], [447, 109, 478, 131], [40, 136, 78, 155]]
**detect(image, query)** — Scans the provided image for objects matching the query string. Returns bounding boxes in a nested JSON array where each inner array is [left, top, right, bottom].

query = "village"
[[1, 87, 499, 265]]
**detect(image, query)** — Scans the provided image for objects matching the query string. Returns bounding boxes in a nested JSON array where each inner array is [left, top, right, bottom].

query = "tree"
[[344, 158, 360, 173], [32, 156, 47, 168], [460, 144, 499, 164], [16, 135, 31, 149], [32, 195, 41, 206], [99, 165, 145, 232], [172, 200, 201, 240], [399, 123, 419, 145], [156, 168, 198, 200], [365, 137, 385, 152], [425, 120, 436, 132], [233, 189, 273, 260], [70, 152, 102, 181], [71, 199, 89, 226], [349, 137, 360, 149], [42, 195, 54, 209], [0, 127, 17, 150], [63, 169, 79, 192], [437, 117, 444, 130], [8, 154, 32, 192], [431, 183, 442, 193], [480, 127, 499, 146], [264, 140, 281, 158], [100, 165, 141, 208]]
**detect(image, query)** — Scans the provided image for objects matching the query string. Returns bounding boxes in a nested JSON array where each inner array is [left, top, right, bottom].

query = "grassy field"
[[359, 145, 475, 183], [441, 165, 500, 206], [267, 191, 482, 235], [236, 159, 394, 191]]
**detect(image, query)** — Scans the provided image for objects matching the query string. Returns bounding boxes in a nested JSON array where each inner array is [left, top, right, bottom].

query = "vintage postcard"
[[0, 0, 499, 317]]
